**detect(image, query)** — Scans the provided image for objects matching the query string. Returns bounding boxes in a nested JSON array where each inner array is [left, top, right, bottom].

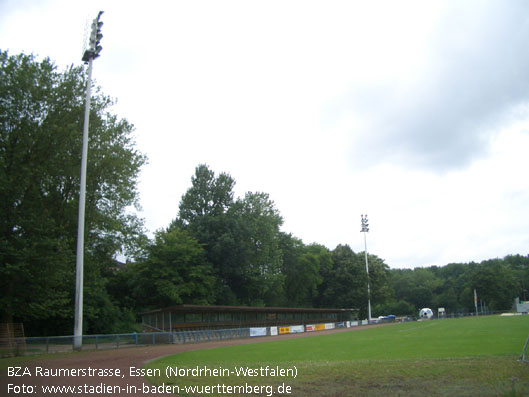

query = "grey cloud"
[[344, 1, 529, 172]]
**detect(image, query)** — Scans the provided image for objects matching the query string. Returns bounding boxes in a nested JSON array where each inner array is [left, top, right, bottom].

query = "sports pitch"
[[145, 315, 529, 396]]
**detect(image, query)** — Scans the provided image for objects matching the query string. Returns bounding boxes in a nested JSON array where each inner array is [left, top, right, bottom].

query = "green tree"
[[434, 262, 471, 312], [373, 300, 415, 317], [321, 245, 366, 314], [132, 228, 215, 309], [504, 254, 529, 302], [175, 165, 285, 307], [177, 164, 235, 226], [281, 236, 326, 308], [174, 164, 238, 303], [228, 191, 284, 306], [364, 253, 392, 306], [470, 259, 518, 311], [0, 51, 146, 334], [389, 267, 441, 311]]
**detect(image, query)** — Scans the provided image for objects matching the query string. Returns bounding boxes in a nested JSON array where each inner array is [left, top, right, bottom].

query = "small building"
[[141, 305, 358, 332], [515, 298, 529, 313]]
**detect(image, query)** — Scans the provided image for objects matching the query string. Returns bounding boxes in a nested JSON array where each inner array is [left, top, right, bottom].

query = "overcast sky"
[[2, 0, 528, 269]]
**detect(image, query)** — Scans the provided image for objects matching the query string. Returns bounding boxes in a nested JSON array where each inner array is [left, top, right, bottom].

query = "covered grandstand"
[[141, 305, 358, 332]]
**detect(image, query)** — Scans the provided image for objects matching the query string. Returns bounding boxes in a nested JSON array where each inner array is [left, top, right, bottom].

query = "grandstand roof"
[[141, 304, 357, 315]]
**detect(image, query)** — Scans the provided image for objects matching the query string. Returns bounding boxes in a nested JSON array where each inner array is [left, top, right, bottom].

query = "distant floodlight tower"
[[74, 10, 104, 351], [361, 214, 372, 323]]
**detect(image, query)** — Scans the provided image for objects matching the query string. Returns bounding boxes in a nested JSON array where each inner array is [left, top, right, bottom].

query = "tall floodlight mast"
[[74, 11, 104, 351], [361, 214, 372, 323]]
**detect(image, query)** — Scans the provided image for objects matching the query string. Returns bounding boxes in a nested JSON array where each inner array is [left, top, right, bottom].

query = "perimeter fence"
[[20, 328, 252, 356], [2, 319, 389, 357]]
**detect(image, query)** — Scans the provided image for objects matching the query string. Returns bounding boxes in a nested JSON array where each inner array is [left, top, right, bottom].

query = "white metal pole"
[[74, 57, 93, 351], [364, 231, 371, 323]]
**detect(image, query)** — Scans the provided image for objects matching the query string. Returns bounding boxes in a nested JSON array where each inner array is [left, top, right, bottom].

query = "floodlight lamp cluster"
[[82, 11, 104, 63], [360, 214, 369, 233]]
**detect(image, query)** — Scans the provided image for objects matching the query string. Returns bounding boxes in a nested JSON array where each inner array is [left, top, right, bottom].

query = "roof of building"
[[141, 304, 357, 315]]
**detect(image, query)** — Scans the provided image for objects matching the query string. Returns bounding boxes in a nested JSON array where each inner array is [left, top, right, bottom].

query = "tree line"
[[120, 165, 528, 322], [382, 255, 529, 316], [117, 164, 391, 318], [1, 52, 528, 336]]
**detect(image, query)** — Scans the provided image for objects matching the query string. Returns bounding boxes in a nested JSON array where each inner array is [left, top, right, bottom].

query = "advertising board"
[[249, 327, 267, 337]]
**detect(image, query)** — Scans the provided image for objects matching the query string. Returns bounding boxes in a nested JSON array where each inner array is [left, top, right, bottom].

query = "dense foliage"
[[2, 52, 528, 336], [0, 51, 147, 335], [120, 164, 529, 323], [380, 255, 529, 315]]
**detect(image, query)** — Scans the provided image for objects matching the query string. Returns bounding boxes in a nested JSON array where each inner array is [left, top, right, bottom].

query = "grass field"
[[145, 316, 529, 396]]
